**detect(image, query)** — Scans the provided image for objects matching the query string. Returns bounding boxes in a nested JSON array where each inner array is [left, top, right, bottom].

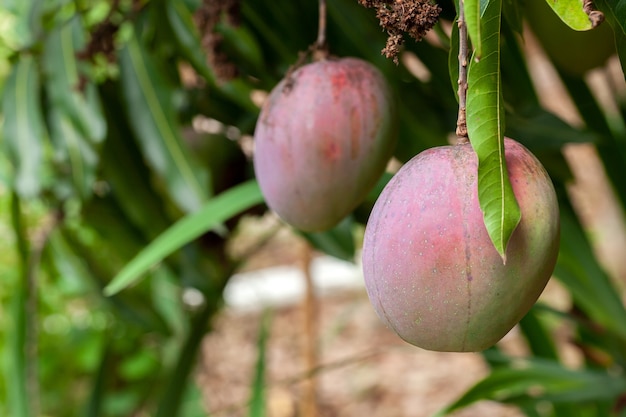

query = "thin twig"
[[316, 0, 327, 49], [456, 0, 469, 142], [313, 0, 329, 60]]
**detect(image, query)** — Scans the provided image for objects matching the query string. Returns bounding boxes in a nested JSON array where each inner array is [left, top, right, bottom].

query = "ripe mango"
[[362, 139, 559, 351], [254, 57, 396, 231]]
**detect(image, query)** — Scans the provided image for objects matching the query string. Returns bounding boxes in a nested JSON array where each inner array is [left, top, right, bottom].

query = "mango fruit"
[[362, 138, 559, 352]]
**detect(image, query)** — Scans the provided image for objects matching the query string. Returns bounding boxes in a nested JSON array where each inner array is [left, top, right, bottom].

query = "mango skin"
[[253, 57, 396, 232], [362, 139, 560, 352]]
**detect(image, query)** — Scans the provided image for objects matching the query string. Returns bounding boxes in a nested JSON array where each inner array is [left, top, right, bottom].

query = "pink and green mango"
[[362, 138, 559, 352], [254, 57, 396, 231]]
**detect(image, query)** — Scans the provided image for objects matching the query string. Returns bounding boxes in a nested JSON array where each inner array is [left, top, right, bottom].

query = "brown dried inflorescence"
[[195, 0, 240, 82], [359, 0, 441, 63]]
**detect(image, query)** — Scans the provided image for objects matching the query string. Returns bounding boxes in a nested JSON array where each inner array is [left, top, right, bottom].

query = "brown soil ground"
[[199, 283, 525, 417]]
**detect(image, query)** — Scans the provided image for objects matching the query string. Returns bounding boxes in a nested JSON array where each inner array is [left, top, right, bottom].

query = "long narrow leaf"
[[118, 28, 210, 213], [554, 205, 626, 341], [466, 0, 521, 259], [2, 54, 45, 197], [104, 180, 264, 296], [7, 192, 29, 417], [464, 0, 482, 59], [435, 357, 626, 416], [43, 17, 106, 144], [164, 0, 216, 85], [595, 0, 626, 76]]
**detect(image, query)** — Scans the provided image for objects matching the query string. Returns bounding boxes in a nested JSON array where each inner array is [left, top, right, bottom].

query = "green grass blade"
[[155, 296, 221, 417], [249, 311, 271, 417], [104, 180, 263, 296]]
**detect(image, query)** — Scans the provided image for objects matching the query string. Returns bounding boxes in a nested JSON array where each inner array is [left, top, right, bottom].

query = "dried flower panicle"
[[195, 0, 240, 82], [359, 0, 441, 63]]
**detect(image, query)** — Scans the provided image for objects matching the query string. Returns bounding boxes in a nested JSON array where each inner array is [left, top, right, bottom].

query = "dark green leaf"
[[435, 357, 626, 416], [47, 108, 99, 199], [554, 205, 626, 341], [7, 192, 30, 417], [216, 18, 265, 74], [2, 54, 46, 198], [43, 17, 106, 144], [518, 307, 559, 360], [150, 268, 187, 337], [505, 109, 598, 149], [303, 216, 356, 262], [164, 0, 216, 85], [118, 28, 210, 213], [596, 0, 626, 75], [99, 84, 173, 238], [449, 17, 460, 102], [42, 19, 105, 200], [502, 0, 523, 33], [466, 0, 521, 259], [83, 345, 110, 417], [104, 180, 264, 296]]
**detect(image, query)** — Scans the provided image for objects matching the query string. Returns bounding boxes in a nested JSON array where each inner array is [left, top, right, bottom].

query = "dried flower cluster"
[[582, 0, 605, 27], [359, 0, 441, 63], [195, 0, 240, 81]]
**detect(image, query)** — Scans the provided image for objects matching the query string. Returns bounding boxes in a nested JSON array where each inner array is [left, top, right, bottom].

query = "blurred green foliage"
[[0, 0, 626, 416]]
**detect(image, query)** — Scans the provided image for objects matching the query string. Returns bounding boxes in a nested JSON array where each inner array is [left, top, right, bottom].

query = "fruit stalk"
[[316, 0, 327, 50], [456, 0, 469, 141]]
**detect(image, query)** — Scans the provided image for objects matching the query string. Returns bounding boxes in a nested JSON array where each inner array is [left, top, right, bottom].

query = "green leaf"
[[518, 307, 559, 360], [502, 0, 523, 33], [163, 0, 216, 85], [435, 357, 626, 416], [464, 0, 483, 59], [43, 17, 106, 145], [1, 54, 45, 198], [595, 0, 626, 74], [99, 84, 172, 239], [216, 17, 265, 74], [118, 27, 210, 213], [466, 0, 521, 260], [302, 216, 356, 262], [104, 180, 264, 296], [48, 108, 99, 199], [7, 192, 30, 417], [42, 18, 105, 199], [554, 204, 626, 341], [541, 0, 598, 31], [505, 109, 598, 149], [3, 0, 41, 49]]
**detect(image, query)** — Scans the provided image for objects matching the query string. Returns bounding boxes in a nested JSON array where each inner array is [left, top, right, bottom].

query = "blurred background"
[[1, 0, 626, 416]]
